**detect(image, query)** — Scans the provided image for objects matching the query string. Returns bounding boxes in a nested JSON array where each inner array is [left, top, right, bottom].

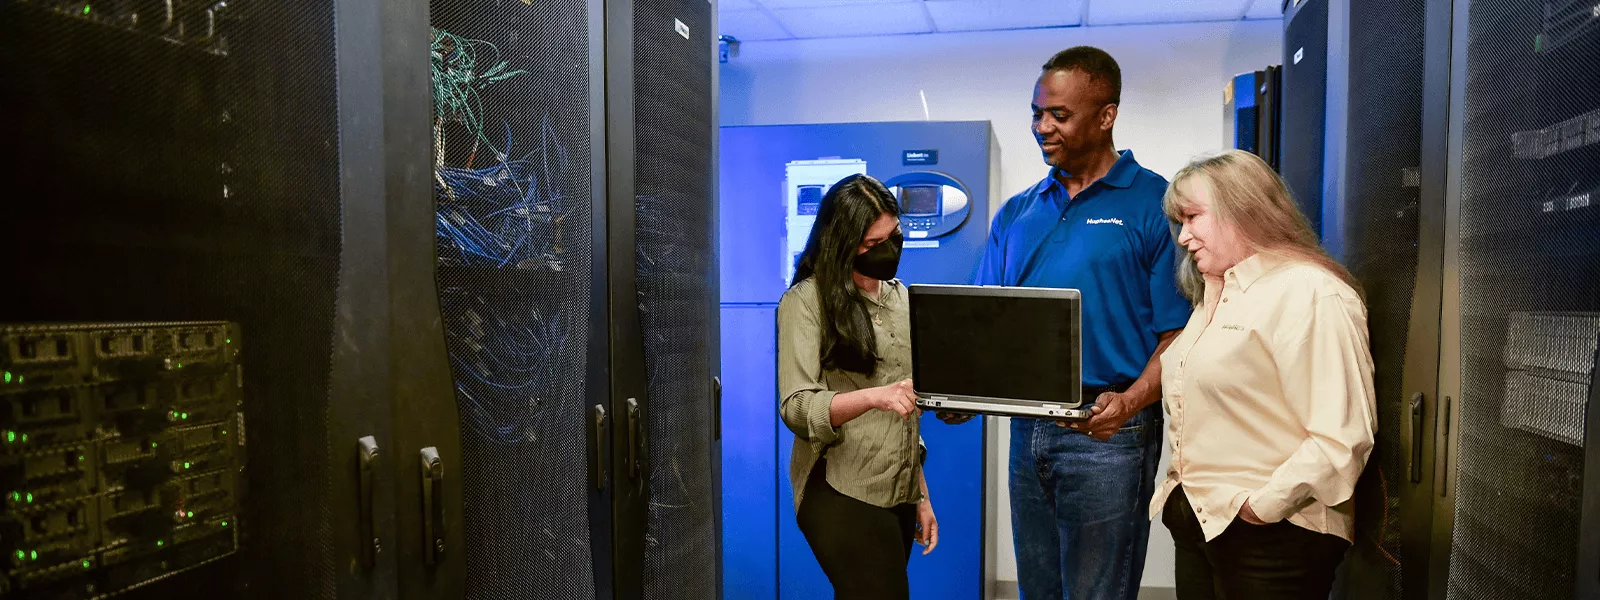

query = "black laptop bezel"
[[907, 284, 1083, 410]]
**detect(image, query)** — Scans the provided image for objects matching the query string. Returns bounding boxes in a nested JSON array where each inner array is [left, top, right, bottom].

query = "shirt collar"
[[1045, 149, 1141, 194], [1225, 251, 1291, 292]]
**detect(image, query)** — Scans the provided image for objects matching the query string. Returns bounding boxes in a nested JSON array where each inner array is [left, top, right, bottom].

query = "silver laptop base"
[[916, 397, 1092, 421]]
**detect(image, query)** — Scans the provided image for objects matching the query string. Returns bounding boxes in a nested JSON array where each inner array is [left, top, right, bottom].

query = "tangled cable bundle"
[[431, 28, 569, 271]]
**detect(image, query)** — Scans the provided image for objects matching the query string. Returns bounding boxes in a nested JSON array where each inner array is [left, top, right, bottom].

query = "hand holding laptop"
[[936, 412, 975, 425], [867, 379, 919, 418], [1061, 390, 1134, 440]]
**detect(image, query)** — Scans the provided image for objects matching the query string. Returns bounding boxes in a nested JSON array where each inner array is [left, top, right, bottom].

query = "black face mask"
[[854, 231, 904, 281]]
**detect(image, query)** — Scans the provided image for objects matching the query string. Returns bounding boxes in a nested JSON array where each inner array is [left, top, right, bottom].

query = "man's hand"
[[1057, 391, 1137, 441], [1238, 500, 1268, 525], [936, 412, 975, 425]]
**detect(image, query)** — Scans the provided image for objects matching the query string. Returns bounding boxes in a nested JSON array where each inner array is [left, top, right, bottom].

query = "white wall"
[[720, 20, 1282, 591]]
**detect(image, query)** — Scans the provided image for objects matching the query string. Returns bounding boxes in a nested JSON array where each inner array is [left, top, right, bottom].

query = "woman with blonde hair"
[[1151, 149, 1376, 599]]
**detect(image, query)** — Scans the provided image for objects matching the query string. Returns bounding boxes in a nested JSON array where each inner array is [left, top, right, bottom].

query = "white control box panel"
[[782, 158, 867, 287]]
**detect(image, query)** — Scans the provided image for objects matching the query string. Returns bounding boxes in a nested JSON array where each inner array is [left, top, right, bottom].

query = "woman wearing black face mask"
[[777, 174, 937, 599]]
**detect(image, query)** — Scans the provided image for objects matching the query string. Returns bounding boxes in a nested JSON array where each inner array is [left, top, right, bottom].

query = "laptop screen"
[[909, 286, 1081, 405]]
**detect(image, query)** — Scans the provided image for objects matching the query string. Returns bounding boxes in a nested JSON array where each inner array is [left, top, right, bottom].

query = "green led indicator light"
[[187, 511, 194, 518], [15, 376, 21, 384], [78, 455, 86, 462], [156, 540, 165, 548], [181, 412, 189, 420], [83, 5, 91, 15], [25, 493, 33, 503], [176, 363, 183, 369], [82, 560, 91, 569], [14, 550, 23, 561], [29, 550, 38, 561], [19, 434, 27, 443], [9, 492, 18, 502], [183, 462, 192, 469], [222, 521, 229, 527], [225, 338, 232, 344], [151, 442, 159, 449], [221, 430, 228, 435], [4, 431, 13, 444], [3, 371, 10, 383]]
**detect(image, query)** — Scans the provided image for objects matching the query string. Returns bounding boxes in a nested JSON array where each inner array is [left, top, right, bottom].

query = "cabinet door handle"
[[419, 447, 444, 565], [626, 398, 641, 480], [713, 376, 723, 441], [1437, 396, 1452, 497], [358, 436, 379, 567], [592, 405, 609, 489], [1409, 394, 1424, 483]]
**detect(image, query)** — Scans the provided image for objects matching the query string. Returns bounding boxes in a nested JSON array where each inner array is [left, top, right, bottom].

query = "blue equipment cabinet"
[[719, 121, 1000, 599]]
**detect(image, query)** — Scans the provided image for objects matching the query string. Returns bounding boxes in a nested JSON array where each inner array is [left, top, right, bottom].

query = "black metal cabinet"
[[0, 0, 719, 599], [1313, 0, 1600, 598], [1430, 1, 1600, 599], [1306, 0, 1445, 596]]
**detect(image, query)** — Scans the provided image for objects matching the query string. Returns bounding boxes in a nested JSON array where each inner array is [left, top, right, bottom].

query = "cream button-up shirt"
[[1150, 252, 1377, 542]]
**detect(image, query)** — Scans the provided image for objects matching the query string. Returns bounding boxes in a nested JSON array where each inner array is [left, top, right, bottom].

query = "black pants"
[[1163, 486, 1350, 600], [795, 459, 917, 600]]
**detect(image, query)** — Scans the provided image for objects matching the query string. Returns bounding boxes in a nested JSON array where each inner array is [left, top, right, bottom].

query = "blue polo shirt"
[[975, 150, 1192, 388]]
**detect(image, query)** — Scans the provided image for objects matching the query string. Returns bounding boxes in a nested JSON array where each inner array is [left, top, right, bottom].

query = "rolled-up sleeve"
[[1249, 293, 1378, 523], [777, 288, 840, 445]]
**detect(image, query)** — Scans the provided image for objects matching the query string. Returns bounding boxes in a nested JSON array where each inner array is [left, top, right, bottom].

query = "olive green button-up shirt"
[[777, 278, 924, 510]]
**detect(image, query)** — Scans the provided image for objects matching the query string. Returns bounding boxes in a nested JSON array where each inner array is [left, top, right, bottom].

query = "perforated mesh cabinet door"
[[0, 2, 345, 598], [429, 1, 601, 599], [1337, 0, 1429, 597], [632, 0, 719, 597], [1447, 0, 1600, 598]]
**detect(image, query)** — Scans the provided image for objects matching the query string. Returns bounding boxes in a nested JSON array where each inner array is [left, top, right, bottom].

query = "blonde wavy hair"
[[1161, 149, 1360, 303]]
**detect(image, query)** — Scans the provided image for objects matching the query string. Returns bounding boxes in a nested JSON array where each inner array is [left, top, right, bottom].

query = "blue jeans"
[[1010, 404, 1164, 600]]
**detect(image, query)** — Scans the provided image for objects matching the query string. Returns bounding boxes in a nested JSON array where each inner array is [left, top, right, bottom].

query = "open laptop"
[[908, 284, 1089, 420]]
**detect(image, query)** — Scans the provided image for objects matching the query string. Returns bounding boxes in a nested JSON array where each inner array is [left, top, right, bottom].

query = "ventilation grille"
[[633, 1, 718, 598], [430, 1, 598, 598], [1447, 0, 1600, 598]]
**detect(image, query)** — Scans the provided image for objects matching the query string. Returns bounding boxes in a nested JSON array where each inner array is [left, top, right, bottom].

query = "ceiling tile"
[[1244, 0, 1283, 19], [717, 0, 758, 10], [925, 0, 1083, 32], [770, 3, 932, 38], [1086, 0, 1246, 25], [719, 9, 792, 41], [758, 0, 920, 9]]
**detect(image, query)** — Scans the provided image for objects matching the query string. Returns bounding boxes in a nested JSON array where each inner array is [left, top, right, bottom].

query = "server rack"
[[1282, 0, 1331, 237], [1300, 0, 1600, 598], [1, 0, 720, 598], [1430, 0, 1600, 599], [1321, 0, 1441, 598], [1224, 66, 1282, 170]]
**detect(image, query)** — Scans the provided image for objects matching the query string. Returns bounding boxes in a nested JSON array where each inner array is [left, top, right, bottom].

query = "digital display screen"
[[796, 186, 823, 215], [900, 185, 940, 216]]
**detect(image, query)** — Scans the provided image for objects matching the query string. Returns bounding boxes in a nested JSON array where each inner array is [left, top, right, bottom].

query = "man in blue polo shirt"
[[977, 47, 1190, 599]]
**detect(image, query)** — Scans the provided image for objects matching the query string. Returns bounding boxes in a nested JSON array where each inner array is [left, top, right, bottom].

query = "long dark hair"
[[791, 174, 900, 376]]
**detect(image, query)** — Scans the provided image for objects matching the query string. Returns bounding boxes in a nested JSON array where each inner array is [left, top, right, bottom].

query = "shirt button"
[[1201, 518, 1208, 524], [1222, 297, 1229, 303]]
